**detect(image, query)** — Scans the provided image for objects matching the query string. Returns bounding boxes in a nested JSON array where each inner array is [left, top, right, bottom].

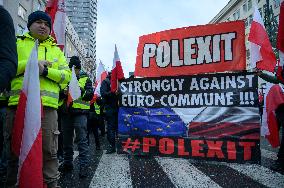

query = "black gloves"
[[82, 79, 94, 101], [84, 78, 93, 90]]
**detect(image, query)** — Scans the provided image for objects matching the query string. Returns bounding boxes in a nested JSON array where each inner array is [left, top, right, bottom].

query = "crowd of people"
[[0, 7, 118, 188], [0, 4, 283, 188]]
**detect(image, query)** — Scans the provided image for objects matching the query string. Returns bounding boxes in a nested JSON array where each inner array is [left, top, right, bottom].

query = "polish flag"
[[248, 5, 277, 72], [45, 0, 66, 50], [261, 83, 284, 147], [91, 60, 108, 105], [276, 1, 284, 81], [111, 45, 125, 92], [67, 66, 81, 106], [12, 41, 43, 187]]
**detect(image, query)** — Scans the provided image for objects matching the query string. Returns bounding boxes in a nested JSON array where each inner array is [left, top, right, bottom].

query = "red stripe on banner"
[[12, 91, 27, 156], [216, 126, 259, 138], [248, 20, 276, 72], [206, 124, 259, 138], [190, 123, 235, 135], [240, 133, 260, 139], [19, 129, 43, 188], [190, 123, 259, 139]]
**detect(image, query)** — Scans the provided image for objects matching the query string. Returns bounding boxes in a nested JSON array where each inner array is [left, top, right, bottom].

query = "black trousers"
[[87, 113, 101, 147], [276, 104, 284, 160]]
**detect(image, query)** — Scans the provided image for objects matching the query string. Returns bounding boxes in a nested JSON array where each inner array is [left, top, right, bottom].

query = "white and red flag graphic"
[[91, 60, 107, 104], [45, 0, 66, 50], [261, 83, 284, 147], [111, 45, 125, 92], [276, 1, 284, 81], [12, 41, 43, 187], [248, 5, 277, 72], [94, 60, 107, 96], [67, 66, 81, 107]]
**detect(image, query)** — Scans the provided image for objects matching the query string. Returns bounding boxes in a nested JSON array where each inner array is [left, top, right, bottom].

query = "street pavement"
[[0, 135, 282, 188], [57, 136, 284, 188]]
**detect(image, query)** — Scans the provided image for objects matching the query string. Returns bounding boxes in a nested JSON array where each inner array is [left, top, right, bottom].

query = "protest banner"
[[134, 21, 246, 77], [120, 72, 257, 108], [117, 72, 260, 163]]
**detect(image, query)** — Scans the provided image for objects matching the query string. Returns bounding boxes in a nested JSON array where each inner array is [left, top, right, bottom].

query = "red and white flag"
[[67, 66, 81, 106], [248, 5, 277, 72], [12, 41, 43, 187], [111, 45, 124, 92], [94, 60, 107, 97], [45, 0, 66, 50], [276, 1, 284, 81], [261, 83, 284, 147]]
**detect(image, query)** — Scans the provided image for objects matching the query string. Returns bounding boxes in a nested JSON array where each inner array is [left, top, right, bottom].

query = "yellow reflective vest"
[[72, 76, 90, 110], [59, 75, 91, 110], [94, 103, 100, 115], [8, 33, 71, 109], [0, 92, 8, 101]]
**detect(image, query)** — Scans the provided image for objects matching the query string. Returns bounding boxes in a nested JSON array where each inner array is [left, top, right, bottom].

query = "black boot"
[[106, 147, 116, 154], [79, 166, 88, 178], [58, 163, 73, 172]]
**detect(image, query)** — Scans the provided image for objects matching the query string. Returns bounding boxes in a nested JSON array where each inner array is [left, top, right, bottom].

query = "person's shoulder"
[[16, 33, 30, 41], [0, 6, 13, 24], [16, 33, 34, 45], [102, 78, 110, 84], [79, 71, 89, 78]]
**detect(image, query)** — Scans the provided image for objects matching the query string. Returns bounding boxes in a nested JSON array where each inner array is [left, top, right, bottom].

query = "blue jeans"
[[62, 114, 89, 167]]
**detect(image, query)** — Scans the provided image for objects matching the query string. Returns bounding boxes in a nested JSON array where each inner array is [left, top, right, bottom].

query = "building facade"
[[65, 0, 97, 78], [1, 0, 93, 77], [210, 0, 281, 69], [3, 0, 47, 34]]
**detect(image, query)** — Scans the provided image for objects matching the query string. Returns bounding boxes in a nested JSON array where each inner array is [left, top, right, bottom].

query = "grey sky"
[[96, 0, 230, 76]]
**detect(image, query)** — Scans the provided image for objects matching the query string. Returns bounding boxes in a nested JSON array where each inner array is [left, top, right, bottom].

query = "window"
[[235, 9, 240, 20], [18, 4, 27, 20], [248, 0, 252, 11], [258, 8, 262, 17], [243, 2, 247, 13], [34, 0, 41, 10], [246, 49, 250, 60], [233, 13, 236, 20], [249, 14, 253, 25], [17, 25, 25, 35], [275, 15, 279, 24], [273, 0, 280, 8], [245, 18, 249, 28], [263, 5, 267, 16]]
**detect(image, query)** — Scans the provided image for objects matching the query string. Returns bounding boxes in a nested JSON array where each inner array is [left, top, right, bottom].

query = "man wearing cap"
[[59, 56, 93, 178], [4, 11, 71, 188]]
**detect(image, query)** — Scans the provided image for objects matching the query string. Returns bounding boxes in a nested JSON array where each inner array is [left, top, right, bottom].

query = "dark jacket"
[[100, 76, 118, 114], [0, 6, 17, 92]]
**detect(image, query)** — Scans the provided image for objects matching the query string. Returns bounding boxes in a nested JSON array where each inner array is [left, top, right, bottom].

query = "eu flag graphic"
[[118, 107, 187, 137]]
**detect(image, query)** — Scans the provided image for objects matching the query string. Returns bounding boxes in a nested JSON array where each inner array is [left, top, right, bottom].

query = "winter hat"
[[27, 11, 52, 30], [69, 56, 81, 69]]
